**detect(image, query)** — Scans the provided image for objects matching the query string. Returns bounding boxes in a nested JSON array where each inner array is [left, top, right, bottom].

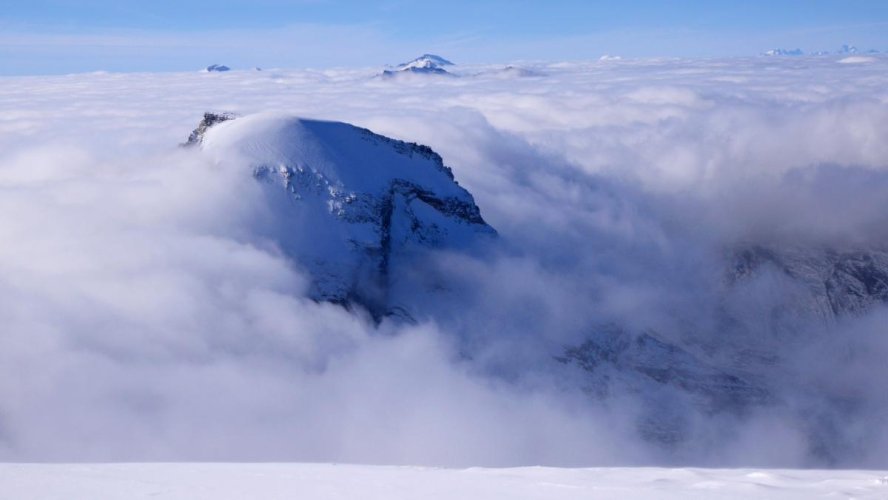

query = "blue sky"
[[2, 0, 888, 74]]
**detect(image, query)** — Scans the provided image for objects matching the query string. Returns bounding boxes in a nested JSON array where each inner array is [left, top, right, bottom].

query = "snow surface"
[[2, 463, 887, 500], [201, 114, 465, 197]]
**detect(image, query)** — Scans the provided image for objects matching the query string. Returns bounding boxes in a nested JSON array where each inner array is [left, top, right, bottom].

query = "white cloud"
[[1, 55, 888, 466]]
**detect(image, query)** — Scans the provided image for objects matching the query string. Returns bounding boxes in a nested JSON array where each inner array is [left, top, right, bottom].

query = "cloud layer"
[[1, 56, 887, 466]]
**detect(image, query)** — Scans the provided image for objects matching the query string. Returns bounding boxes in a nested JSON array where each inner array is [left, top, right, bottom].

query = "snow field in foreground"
[[1, 463, 887, 499]]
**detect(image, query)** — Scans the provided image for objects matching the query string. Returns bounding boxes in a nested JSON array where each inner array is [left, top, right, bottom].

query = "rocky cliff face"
[[187, 112, 495, 319], [728, 246, 888, 321], [558, 324, 775, 445], [559, 326, 772, 411]]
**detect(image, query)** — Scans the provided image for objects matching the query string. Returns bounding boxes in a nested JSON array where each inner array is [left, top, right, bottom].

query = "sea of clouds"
[[1, 56, 887, 466]]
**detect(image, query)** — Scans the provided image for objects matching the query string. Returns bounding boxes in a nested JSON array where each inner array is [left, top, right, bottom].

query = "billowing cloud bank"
[[1, 56, 887, 466]]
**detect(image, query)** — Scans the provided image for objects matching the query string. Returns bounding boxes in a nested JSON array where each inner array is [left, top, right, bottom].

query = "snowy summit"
[[398, 54, 454, 68], [763, 48, 803, 56], [382, 54, 455, 77]]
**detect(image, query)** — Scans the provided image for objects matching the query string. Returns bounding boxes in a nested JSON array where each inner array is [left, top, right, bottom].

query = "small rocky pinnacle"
[[182, 112, 238, 147]]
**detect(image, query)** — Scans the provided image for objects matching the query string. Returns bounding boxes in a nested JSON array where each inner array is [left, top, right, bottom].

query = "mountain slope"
[[562, 244, 888, 454], [188, 112, 495, 319]]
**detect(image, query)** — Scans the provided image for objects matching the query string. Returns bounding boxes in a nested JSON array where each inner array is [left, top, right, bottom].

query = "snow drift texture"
[[5, 463, 888, 500], [1, 55, 888, 467]]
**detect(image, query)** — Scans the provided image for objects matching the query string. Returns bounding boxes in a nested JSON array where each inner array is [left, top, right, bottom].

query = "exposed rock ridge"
[[729, 246, 888, 320], [183, 112, 238, 146]]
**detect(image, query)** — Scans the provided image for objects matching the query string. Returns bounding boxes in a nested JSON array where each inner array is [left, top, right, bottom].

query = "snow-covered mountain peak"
[[188, 112, 494, 318], [381, 54, 455, 77], [200, 113, 466, 196], [398, 54, 454, 68]]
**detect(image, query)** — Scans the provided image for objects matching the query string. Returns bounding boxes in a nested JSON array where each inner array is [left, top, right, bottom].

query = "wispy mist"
[[1, 56, 887, 466]]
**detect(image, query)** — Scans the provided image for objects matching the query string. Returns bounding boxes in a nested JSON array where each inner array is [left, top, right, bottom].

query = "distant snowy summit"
[[762, 48, 804, 56], [762, 45, 879, 57], [833, 45, 881, 56], [204, 64, 230, 72], [817, 45, 873, 56], [185, 112, 494, 320], [399, 54, 454, 68], [381, 54, 455, 78]]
